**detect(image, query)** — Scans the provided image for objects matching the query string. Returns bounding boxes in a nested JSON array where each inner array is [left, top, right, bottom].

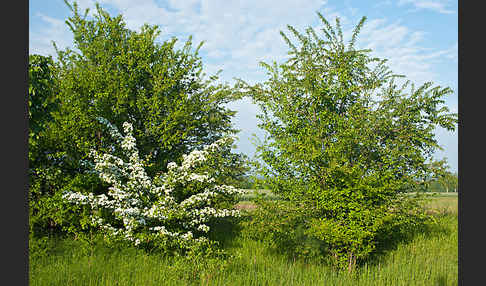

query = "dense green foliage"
[[241, 197, 328, 261], [28, 54, 57, 139], [237, 14, 457, 270], [53, 1, 243, 176], [29, 54, 56, 198], [28, 1, 247, 237], [28, 53, 80, 237]]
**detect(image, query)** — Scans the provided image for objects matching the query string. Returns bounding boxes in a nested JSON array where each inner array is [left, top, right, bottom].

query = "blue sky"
[[29, 0, 458, 172]]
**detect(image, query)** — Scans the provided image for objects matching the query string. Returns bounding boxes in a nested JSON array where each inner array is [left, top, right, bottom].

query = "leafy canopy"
[[237, 13, 457, 270], [51, 1, 243, 176], [29, 0, 248, 235]]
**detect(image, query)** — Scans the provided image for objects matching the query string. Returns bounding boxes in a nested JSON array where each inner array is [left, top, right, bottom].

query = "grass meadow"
[[30, 193, 458, 286]]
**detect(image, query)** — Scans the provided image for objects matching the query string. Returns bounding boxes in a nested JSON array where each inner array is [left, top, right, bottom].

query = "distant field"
[[238, 189, 278, 201], [422, 195, 458, 216], [236, 189, 458, 215], [238, 189, 458, 197]]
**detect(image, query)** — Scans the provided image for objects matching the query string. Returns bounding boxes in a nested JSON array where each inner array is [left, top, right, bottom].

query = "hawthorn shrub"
[[63, 117, 243, 255]]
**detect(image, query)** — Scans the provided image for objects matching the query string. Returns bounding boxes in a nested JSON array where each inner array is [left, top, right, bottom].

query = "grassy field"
[[237, 190, 458, 215], [238, 189, 458, 200], [30, 195, 457, 286], [421, 194, 458, 216]]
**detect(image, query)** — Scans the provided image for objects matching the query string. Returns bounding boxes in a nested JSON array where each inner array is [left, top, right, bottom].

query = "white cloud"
[[29, 0, 457, 87], [443, 42, 458, 62], [398, 0, 455, 14], [92, 0, 326, 81], [354, 18, 456, 85], [374, 0, 393, 8], [29, 13, 73, 56]]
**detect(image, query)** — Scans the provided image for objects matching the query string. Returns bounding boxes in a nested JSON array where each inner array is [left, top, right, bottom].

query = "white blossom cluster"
[[63, 117, 243, 250]]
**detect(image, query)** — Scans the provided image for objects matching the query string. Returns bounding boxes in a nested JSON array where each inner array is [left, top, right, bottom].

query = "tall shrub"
[[52, 1, 243, 176], [63, 118, 242, 254], [238, 14, 457, 270], [30, 1, 247, 234], [28, 54, 66, 236]]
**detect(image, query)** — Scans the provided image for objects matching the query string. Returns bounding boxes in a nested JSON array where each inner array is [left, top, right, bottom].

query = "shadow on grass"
[[435, 275, 448, 286], [208, 217, 245, 250], [234, 197, 456, 272], [364, 214, 455, 267]]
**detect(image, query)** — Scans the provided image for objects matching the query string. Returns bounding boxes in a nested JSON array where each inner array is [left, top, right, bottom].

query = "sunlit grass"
[[422, 195, 458, 216], [30, 196, 457, 286]]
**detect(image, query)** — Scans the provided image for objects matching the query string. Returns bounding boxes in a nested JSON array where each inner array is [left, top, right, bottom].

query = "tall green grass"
[[30, 197, 457, 286]]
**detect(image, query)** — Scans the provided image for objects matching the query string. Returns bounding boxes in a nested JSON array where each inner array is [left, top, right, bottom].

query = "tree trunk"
[[347, 252, 356, 273]]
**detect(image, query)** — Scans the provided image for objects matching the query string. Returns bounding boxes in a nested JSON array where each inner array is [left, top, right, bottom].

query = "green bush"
[[237, 13, 457, 271], [29, 1, 247, 238], [240, 197, 328, 262]]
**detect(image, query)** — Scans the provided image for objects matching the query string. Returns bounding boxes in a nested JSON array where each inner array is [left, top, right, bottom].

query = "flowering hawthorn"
[[63, 117, 242, 251]]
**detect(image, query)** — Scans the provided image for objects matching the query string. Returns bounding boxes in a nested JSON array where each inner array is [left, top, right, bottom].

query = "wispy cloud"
[[29, 13, 73, 56], [397, 0, 455, 14], [354, 18, 456, 85], [33, 0, 455, 84]]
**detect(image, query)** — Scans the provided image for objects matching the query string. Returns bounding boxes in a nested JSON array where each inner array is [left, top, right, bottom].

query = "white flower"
[[197, 224, 210, 232], [167, 162, 178, 170], [63, 118, 240, 249]]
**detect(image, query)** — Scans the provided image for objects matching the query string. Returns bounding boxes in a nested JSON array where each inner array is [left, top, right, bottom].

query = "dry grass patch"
[[423, 195, 458, 216]]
